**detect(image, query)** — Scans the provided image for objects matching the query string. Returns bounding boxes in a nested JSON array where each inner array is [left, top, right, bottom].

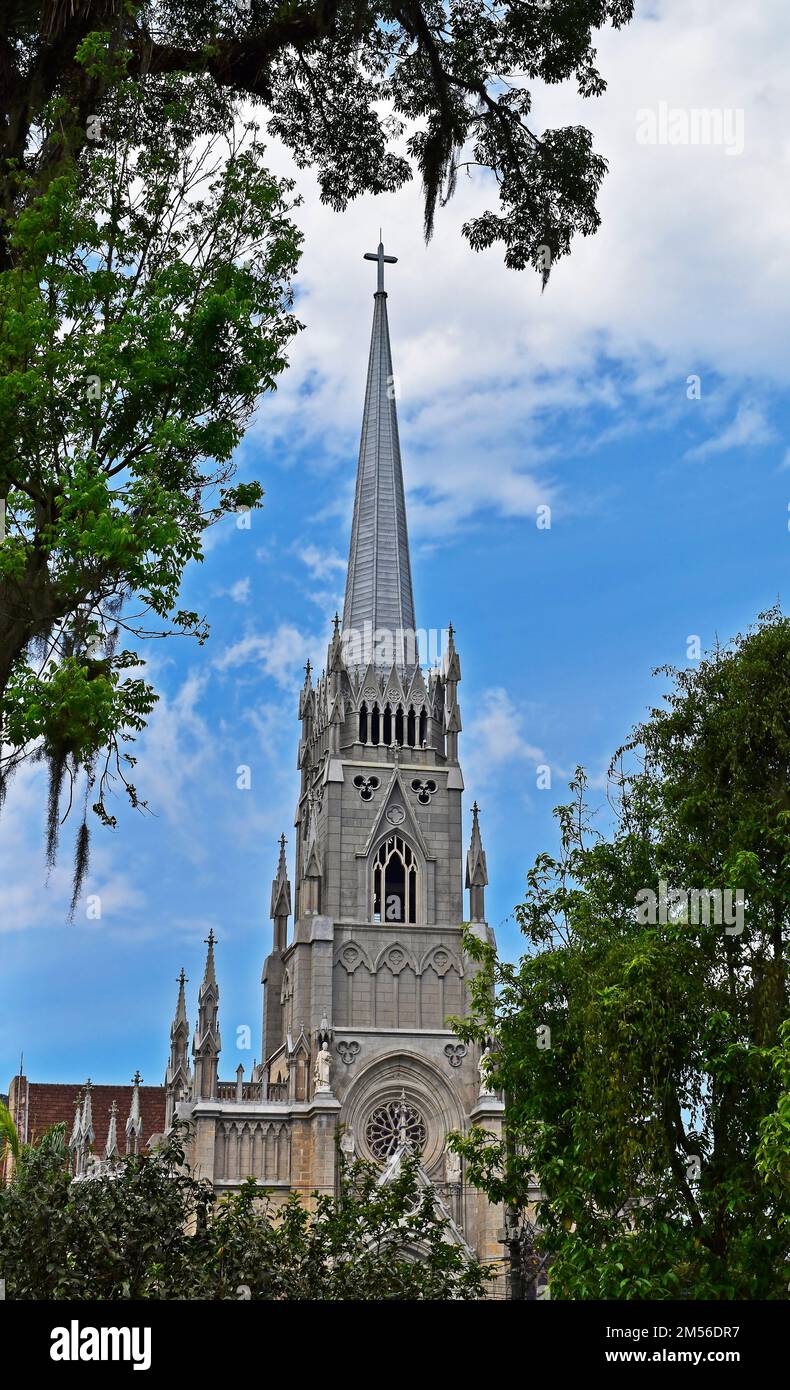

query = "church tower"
[[257, 241, 505, 1269]]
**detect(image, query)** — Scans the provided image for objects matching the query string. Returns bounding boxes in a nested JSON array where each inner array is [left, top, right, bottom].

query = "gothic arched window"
[[406, 706, 416, 747], [359, 702, 368, 743], [372, 835, 418, 924]]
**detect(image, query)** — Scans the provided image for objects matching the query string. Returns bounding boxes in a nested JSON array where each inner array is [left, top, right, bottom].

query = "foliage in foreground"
[[0, 51, 299, 901], [0, 1100, 20, 1165], [3, 1, 636, 278], [451, 608, 790, 1299], [0, 1124, 487, 1300]]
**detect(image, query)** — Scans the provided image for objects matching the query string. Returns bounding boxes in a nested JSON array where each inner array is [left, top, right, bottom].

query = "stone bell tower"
[[259, 240, 504, 1271]]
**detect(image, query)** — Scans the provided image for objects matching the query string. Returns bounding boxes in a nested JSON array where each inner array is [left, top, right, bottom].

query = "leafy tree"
[[0, 1122, 487, 1299], [0, 54, 300, 902], [3, 1, 635, 277], [452, 608, 790, 1299], [0, 1122, 213, 1297], [0, 1099, 20, 1167]]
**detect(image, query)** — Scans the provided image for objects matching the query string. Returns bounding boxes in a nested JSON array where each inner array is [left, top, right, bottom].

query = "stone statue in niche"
[[478, 1045, 496, 1098], [314, 1040, 333, 1094], [444, 1147, 461, 1185]]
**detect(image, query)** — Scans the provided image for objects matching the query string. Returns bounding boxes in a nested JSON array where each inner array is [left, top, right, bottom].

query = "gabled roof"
[[11, 1081, 165, 1154], [376, 1142, 476, 1259], [356, 767, 433, 862]]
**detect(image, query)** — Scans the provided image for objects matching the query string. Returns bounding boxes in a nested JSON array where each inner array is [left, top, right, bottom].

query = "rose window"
[[365, 1099, 426, 1160]]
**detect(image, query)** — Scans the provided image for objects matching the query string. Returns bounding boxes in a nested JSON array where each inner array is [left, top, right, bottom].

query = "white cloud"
[[0, 762, 147, 932], [213, 622, 324, 688], [685, 401, 776, 460], [227, 577, 251, 604], [242, 0, 790, 540], [463, 688, 545, 793], [296, 543, 347, 582], [134, 671, 213, 832]]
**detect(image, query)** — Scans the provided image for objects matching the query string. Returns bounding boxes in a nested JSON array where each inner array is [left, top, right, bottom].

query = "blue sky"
[[2, 0, 789, 1089]]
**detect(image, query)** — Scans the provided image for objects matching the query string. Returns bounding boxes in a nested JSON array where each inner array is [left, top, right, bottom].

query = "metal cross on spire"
[[364, 233, 398, 293], [344, 229, 416, 664]]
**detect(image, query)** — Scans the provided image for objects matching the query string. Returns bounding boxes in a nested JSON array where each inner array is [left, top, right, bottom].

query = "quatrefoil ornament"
[[443, 1042, 467, 1068], [353, 774, 380, 802], [337, 1041, 361, 1065], [411, 778, 437, 805]]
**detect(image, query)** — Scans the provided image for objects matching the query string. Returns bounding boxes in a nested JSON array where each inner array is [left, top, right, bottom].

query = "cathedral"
[[5, 242, 505, 1281]]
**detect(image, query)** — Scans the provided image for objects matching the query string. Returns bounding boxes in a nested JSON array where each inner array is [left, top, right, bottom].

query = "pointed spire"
[[165, 969, 192, 1126], [466, 801, 489, 922], [72, 1084, 92, 1177], [80, 1079, 94, 1146], [125, 1071, 143, 1154], [342, 239, 417, 669], [174, 966, 188, 1026], [193, 937, 221, 1101], [300, 661, 313, 709], [444, 622, 461, 683], [270, 833, 292, 949], [69, 1091, 82, 1151], [105, 1100, 120, 1161], [329, 611, 346, 680], [202, 928, 217, 989]]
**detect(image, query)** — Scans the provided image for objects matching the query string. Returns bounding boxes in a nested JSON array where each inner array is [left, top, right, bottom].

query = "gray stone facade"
[[170, 243, 506, 1282]]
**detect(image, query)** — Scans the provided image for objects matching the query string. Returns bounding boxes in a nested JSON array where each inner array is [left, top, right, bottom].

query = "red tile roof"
[[14, 1081, 166, 1154]]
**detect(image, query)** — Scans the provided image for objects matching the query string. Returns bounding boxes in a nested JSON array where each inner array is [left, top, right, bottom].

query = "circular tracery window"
[[365, 1099, 427, 1161]]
